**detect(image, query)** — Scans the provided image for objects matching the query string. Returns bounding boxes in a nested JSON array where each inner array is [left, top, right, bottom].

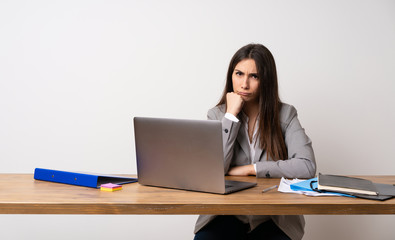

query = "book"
[[317, 173, 378, 196], [34, 168, 137, 188]]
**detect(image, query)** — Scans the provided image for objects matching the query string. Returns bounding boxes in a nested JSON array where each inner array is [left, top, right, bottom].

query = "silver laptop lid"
[[134, 117, 227, 194]]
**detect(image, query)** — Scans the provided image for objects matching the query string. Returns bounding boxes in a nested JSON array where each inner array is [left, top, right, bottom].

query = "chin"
[[243, 97, 259, 104]]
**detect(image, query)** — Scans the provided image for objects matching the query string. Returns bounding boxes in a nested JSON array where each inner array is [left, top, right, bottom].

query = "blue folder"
[[34, 168, 138, 188], [290, 178, 354, 197]]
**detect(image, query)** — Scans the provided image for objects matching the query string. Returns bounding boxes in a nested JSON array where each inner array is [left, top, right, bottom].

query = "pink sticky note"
[[101, 183, 121, 188]]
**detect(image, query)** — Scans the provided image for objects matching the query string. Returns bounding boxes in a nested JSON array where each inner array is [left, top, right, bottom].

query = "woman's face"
[[232, 58, 260, 103]]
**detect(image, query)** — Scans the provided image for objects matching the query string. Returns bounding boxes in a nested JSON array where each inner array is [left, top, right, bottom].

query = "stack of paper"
[[100, 183, 122, 192], [278, 175, 394, 201]]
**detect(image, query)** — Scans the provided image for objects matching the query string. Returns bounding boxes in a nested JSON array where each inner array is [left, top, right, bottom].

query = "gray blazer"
[[194, 103, 316, 240]]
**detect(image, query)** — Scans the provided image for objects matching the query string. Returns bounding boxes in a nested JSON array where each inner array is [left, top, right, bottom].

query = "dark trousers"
[[194, 216, 291, 240]]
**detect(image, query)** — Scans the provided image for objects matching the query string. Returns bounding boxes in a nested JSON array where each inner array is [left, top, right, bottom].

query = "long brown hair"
[[217, 43, 288, 160]]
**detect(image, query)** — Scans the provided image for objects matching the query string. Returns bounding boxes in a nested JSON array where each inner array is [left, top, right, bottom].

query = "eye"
[[235, 71, 243, 76], [251, 74, 259, 79]]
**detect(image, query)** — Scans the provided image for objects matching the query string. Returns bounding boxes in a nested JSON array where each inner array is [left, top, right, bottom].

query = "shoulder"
[[207, 104, 226, 120], [279, 102, 298, 126]]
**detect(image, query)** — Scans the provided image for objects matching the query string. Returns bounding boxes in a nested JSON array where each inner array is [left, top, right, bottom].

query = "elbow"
[[288, 158, 316, 179], [302, 158, 316, 178]]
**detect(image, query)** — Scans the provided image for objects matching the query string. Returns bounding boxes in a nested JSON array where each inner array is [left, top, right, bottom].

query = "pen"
[[262, 185, 278, 193]]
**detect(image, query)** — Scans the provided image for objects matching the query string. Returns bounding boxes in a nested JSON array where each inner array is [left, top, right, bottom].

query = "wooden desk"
[[1, 174, 394, 215]]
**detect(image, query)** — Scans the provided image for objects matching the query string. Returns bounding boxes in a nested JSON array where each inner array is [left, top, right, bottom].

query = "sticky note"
[[100, 183, 122, 191]]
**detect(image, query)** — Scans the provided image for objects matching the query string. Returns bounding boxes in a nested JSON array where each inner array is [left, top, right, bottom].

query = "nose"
[[241, 76, 249, 89]]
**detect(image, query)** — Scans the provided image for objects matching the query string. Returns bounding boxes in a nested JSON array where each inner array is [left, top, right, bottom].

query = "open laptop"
[[133, 117, 257, 194]]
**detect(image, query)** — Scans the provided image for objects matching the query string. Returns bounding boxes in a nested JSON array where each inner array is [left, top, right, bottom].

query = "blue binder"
[[34, 168, 138, 188]]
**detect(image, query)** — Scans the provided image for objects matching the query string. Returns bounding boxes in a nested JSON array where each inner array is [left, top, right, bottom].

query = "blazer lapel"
[[253, 138, 264, 163], [236, 127, 250, 160]]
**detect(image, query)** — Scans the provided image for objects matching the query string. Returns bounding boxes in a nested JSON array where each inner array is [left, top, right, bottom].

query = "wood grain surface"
[[1, 174, 394, 214]]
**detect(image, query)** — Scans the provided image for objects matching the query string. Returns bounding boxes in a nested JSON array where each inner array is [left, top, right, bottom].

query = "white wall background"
[[1, 0, 394, 239]]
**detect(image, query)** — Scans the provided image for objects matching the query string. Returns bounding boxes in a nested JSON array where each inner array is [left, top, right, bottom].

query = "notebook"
[[133, 117, 257, 194], [317, 173, 378, 195], [317, 173, 395, 200]]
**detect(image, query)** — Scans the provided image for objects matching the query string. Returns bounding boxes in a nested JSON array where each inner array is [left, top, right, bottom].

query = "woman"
[[193, 44, 316, 240]]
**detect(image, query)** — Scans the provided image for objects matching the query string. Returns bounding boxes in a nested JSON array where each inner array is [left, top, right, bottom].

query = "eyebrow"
[[234, 69, 258, 75]]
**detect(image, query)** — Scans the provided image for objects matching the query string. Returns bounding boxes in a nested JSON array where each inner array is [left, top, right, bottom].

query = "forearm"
[[207, 109, 241, 173], [255, 158, 316, 178], [228, 164, 256, 176]]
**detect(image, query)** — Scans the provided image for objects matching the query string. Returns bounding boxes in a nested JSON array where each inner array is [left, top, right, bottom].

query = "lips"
[[237, 92, 251, 96]]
